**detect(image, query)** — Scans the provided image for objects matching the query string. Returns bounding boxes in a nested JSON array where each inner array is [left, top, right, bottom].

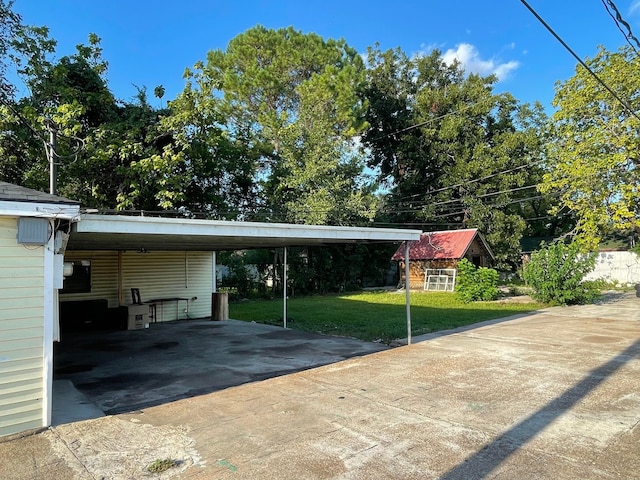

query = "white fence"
[[584, 251, 640, 285]]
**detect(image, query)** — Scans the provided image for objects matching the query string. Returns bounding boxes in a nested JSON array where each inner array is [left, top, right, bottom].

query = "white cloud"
[[441, 43, 519, 81], [630, 0, 640, 15]]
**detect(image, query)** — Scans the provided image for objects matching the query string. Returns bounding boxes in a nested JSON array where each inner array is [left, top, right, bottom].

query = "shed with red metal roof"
[[392, 228, 494, 289]]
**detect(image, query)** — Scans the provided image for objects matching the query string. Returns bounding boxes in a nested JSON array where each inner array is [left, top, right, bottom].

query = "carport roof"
[[68, 214, 422, 251]]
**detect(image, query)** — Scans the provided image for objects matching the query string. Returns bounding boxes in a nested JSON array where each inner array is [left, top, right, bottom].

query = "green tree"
[[0, 32, 187, 211], [160, 63, 259, 219], [362, 46, 553, 269], [0, 0, 56, 103], [541, 45, 640, 249], [197, 25, 375, 225]]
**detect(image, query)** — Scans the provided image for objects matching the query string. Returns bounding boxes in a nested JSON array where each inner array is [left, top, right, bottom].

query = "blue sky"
[[12, 1, 640, 109]]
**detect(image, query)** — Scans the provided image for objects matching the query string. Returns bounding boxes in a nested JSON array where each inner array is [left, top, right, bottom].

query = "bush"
[[524, 241, 598, 305], [456, 259, 500, 302]]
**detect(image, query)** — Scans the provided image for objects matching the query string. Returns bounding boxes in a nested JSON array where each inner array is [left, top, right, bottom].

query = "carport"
[[67, 214, 420, 338], [55, 214, 421, 423]]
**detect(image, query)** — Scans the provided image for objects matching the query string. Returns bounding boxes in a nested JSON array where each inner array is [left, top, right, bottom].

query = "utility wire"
[[520, 0, 640, 123], [600, 0, 640, 54], [384, 191, 562, 216], [0, 97, 48, 143], [366, 101, 480, 144], [393, 158, 546, 203], [385, 183, 542, 211]]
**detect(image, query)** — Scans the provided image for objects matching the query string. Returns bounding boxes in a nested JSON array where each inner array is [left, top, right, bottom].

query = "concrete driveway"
[[2, 293, 639, 479]]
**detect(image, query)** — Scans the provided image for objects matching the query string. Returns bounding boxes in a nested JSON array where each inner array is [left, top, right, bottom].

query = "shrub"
[[524, 241, 598, 305], [456, 259, 500, 302]]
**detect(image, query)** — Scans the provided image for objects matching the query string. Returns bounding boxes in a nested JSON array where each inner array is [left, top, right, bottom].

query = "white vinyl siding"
[[0, 217, 44, 437], [62, 250, 212, 320]]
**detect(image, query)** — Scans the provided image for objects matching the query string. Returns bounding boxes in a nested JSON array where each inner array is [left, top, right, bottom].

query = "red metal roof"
[[392, 228, 481, 261]]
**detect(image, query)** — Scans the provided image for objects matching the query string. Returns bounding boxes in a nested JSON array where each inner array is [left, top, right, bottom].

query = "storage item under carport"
[[211, 292, 229, 321], [59, 299, 109, 332], [126, 304, 150, 330]]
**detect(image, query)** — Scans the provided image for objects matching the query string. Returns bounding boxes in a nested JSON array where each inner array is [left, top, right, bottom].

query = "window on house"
[[60, 260, 91, 294], [471, 256, 481, 267]]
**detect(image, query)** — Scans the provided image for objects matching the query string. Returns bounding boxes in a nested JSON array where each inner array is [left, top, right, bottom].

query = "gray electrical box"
[[17, 217, 50, 245]]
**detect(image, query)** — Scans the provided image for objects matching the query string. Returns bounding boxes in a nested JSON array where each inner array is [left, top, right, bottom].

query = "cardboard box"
[[127, 304, 149, 330]]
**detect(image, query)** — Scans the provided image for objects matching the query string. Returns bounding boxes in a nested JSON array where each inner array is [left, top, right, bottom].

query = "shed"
[[392, 228, 494, 290]]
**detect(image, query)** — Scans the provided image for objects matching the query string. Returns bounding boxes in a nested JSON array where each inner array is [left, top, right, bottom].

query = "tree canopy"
[[0, 5, 582, 279], [361, 46, 555, 268], [542, 45, 640, 249]]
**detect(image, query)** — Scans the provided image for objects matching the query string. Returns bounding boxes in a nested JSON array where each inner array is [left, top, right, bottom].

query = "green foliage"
[[218, 252, 257, 300], [523, 241, 599, 305], [455, 259, 500, 302], [543, 45, 640, 249], [362, 46, 557, 269], [0, 1, 56, 102], [197, 25, 375, 225]]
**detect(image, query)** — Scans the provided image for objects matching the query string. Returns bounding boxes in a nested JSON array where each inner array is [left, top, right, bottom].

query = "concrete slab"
[[53, 318, 389, 417], [52, 380, 105, 426], [2, 293, 639, 479]]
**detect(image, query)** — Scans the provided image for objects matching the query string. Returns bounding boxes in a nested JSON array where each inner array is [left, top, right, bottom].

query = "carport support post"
[[212, 251, 217, 293], [405, 241, 412, 345], [283, 247, 288, 329]]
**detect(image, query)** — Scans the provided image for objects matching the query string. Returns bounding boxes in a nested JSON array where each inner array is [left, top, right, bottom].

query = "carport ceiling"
[[68, 214, 421, 251]]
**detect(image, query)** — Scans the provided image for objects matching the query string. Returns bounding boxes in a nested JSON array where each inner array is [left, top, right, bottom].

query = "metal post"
[[283, 247, 288, 329], [47, 120, 57, 195], [212, 251, 217, 293], [405, 241, 412, 346]]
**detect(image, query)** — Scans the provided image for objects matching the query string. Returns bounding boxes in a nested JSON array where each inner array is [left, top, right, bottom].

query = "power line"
[[366, 101, 480, 144], [385, 191, 562, 217], [428, 185, 538, 208], [600, 0, 640, 54], [384, 183, 542, 211], [393, 158, 546, 203], [520, 0, 640, 123]]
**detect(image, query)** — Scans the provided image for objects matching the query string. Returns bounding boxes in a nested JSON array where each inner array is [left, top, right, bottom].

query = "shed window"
[[61, 260, 91, 294]]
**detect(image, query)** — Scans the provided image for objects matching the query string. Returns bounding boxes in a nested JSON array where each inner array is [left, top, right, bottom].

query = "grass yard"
[[229, 291, 544, 343]]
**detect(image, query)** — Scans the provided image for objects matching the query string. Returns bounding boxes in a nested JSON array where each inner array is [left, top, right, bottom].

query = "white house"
[[0, 182, 80, 437]]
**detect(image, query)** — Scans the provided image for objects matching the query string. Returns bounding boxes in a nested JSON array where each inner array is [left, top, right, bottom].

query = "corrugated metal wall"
[[62, 250, 212, 321], [0, 217, 44, 437]]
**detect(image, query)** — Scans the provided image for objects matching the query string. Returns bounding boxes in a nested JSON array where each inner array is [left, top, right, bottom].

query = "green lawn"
[[229, 291, 544, 343]]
